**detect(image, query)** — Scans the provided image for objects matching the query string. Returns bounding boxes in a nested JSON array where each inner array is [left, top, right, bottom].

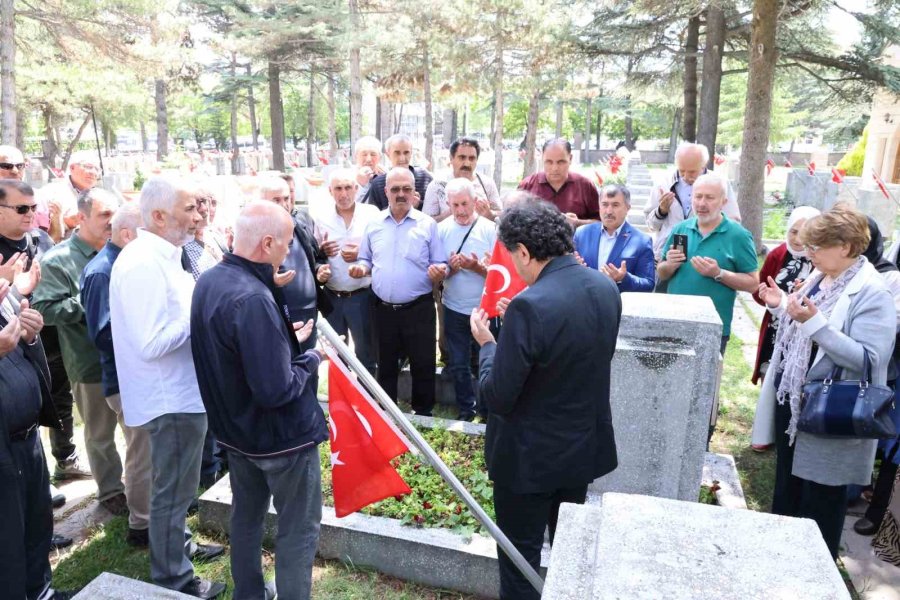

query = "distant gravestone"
[[543, 494, 850, 600], [72, 572, 195, 599]]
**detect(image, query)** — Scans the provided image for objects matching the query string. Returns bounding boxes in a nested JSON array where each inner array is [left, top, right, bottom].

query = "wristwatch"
[[714, 269, 725, 283]]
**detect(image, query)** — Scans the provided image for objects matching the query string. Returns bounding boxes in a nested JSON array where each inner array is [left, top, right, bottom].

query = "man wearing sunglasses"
[[0, 145, 27, 180]]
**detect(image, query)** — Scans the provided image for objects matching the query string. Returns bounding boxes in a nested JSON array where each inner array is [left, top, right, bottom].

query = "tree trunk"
[[0, 0, 16, 144], [423, 44, 434, 168], [682, 15, 700, 143], [489, 100, 496, 148], [327, 73, 338, 163], [61, 113, 91, 171], [595, 100, 602, 150], [230, 52, 241, 174], [155, 78, 168, 161], [492, 50, 505, 189], [461, 103, 467, 136], [442, 108, 455, 148], [41, 108, 58, 167], [380, 99, 393, 141], [140, 120, 149, 152], [523, 88, 540, 178], [374, 98, 382, 142], [584, 96, 592, 160], [697, 5, 726, 167], [624, 96, 634, 151], [246, 63, 259, 151], [555, 100, 563, 138], [307, 68, 317, 167], [268, 60, 286, 171], [668, 108, 682, 163], [348, 0, 362, 144], [737, 0, 779, 251], [15, 107, 24, 149], [394, 103, 403, 134]]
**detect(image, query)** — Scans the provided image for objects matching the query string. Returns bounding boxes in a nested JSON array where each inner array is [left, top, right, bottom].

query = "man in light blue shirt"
[[437, 178, 497, 421], [351, 167, 448, 415]]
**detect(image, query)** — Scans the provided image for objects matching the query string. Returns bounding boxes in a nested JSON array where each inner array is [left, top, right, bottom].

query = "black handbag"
[[799, 350, 897, 439]]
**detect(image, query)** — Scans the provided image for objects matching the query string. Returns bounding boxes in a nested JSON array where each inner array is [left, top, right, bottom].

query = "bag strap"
[[828, 349, 873, 383], [454, 220, 478, 255]]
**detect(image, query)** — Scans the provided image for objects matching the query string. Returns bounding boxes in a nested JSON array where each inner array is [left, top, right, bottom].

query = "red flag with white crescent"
[[327, 357, 411, 517], [831, 168, 845, 184], [874, 169, 891, 200], [479, 240, 528, 318], [807, 161, 816, 176]]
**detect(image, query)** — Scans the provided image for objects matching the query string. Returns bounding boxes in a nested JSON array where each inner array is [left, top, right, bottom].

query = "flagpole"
[[316, 318, 545, 595]]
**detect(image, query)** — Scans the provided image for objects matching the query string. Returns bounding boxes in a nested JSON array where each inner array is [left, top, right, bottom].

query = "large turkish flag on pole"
[[327, 356, 412, 517], [479, 240, 527, 318]]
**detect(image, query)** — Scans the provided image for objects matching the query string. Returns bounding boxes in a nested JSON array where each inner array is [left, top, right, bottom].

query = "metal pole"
[[316, 318, 545, 595]]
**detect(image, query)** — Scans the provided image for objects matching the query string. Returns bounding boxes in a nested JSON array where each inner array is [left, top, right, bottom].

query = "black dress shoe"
[[182, 577, 226, 599], [50, 484, 66, 508], [50, 533, 73, 550], [854, 516, 879, 536], [191, 543, 225, 562], [456, 412, 476, 422], [126, 527, 149, 547]]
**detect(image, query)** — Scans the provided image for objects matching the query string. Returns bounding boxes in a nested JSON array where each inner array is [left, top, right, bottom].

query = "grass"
[[709, 336, 776, 512], [52, 515, 478, 599]]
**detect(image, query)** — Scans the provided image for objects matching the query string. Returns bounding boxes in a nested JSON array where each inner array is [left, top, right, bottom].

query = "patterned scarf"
[[770, 255, 867, 444]]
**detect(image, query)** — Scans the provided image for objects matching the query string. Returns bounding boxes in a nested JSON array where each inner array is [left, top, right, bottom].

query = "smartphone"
[[673, 233, 688, 256]]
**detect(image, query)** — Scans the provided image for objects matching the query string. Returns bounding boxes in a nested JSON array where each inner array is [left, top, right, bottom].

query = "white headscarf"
[[785, 206, 821, 258]]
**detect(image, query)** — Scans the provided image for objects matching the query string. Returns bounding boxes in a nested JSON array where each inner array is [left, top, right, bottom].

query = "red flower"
[[422, 501, 432, 510]]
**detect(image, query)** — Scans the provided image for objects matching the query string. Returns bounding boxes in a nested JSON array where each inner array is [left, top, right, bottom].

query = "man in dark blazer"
[[362, 134, 432, 210], [471, 199, 620, 600], [573, 184, 655, 292]]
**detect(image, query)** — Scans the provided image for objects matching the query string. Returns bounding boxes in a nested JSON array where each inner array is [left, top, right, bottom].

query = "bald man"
[[191, 201, 328, 600]]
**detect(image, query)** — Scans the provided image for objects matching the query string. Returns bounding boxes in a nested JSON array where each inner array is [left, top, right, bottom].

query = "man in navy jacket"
[[471, 199, 620, 600], [191, 201, 328, 600], [573, 185, 655, 292]]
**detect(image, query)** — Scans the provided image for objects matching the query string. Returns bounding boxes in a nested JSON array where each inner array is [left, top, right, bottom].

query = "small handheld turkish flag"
[[874, 169, 892, 200], [765, 159, 775, 177], [831, 168, 845, 184], [479, 240, 528, 318], [327, 356, 412, 517], [807, 161, 816, 176]]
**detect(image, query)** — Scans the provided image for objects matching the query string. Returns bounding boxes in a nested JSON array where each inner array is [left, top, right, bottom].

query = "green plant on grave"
[[133, 168, 146, 191], [762, 208, 787, 241]]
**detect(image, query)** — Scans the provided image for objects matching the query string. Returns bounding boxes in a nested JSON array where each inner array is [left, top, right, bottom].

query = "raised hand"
[[600, 260, 627, 283], [316, 264, 332, 283], [348, 265, 368, 279], [786, 292, 817, 323], [658, 189, 675, 213], [469, 308, 495, 346], [18, 298, 43, 343], [496, 297, 511, 319], [758, 276, 783, 308], [14, 260, 41, 296], [0, 252, 24, 283], [293, 319, 315, 343], [274, 267, 296, 287], [319, 231, 340, 257], [427, 263, 448, 283], [340, 242, 359, 263], [0, 314, 21, 357], [690, 256, 721, 279]]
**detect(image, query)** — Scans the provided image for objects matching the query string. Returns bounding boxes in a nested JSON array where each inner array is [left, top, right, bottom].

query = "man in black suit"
[[471, 199, 620, 600]]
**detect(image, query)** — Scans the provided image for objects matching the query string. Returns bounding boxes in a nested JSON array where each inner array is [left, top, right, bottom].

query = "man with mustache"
[[351, 167, 448, 416], [362, 134, 432, 210], [32, 189, 132, 518], [353, 136, 385, 203], [423, 137, 501, 223]]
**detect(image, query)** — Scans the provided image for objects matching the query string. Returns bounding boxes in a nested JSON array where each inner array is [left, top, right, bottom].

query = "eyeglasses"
[[388, 186, 414, 194], [0, 203, 38, 215], [0, 162, 25, 171], [803, 244, 821, 254]]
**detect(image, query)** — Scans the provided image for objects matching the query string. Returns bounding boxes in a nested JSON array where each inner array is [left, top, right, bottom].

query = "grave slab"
[[72, 572, 195, 599], [543, 493, 850, 600]]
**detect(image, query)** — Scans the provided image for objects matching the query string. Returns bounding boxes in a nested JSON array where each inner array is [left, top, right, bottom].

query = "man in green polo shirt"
[[656, 172, 758, 354], [32, 188, 128, 516]]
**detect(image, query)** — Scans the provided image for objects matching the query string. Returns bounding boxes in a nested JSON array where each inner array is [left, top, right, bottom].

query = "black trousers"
[[772, 400, 847, 558], [865, 455, 899, 527], [46, 342, 76, 463], [492, 482, 588, 600], [373, 296, 435, 415], [0, 432, 53, 600]]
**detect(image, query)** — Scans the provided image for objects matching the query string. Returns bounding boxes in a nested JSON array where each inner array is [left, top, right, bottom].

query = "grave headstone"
[[72, 572, 195, 599]]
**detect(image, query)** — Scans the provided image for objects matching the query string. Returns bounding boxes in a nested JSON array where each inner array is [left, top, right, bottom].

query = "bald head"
[[233, 201, 294, 268], [258, 177, 292, 213], [674, 143, 710, 184]]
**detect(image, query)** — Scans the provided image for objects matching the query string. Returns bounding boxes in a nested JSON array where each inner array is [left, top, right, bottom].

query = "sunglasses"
[[0, 203, 38, 215], [388, 186, 414, 194], [0, 162, 25, 171]]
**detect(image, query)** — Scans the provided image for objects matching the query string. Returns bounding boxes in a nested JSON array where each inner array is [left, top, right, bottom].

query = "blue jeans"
[[324, 288, 376, 373], [444, 307, 483, 417], [228, 446, 322, 600], [141, 412, 206, 591]]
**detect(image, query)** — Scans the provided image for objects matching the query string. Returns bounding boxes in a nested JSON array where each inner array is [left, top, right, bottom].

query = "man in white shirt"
[[109, 177, 226, 599], [437, 178, 497, 421], [315, 168, 380, 373], [353, 136, 384, 204], [423, 137, 502, 223]]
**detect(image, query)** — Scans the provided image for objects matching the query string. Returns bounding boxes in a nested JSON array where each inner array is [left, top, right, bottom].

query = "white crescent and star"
[[329, 409, 373, 468], [485, 264, 511, 295]]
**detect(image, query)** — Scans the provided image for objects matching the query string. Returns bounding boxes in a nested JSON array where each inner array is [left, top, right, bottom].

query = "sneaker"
[[50, 484, 66, 508], [182, 577, 226, 599], [191, 543, 225, 562], [125, 527, 149, 547], [54, 457, 92, 481], [99, 493, 129, 517], [50, 533, 73, 550], [853, 517, 879, 536]]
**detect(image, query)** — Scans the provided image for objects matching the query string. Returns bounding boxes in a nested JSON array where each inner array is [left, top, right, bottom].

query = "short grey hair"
[[139, 177, 179, 225], [328, 168, 358, 188], [602, 184, 631, 207], [354, 136, 382, 157], [385, 166, 414, 185], [693, 172, 728, 198], [384, 134, 412, 153], [445, 177, 476, 200], [257, 176, 289, 198], [234, 201, 288, 249], [111, 202, 142, 234], [68, 150, 100, 169], [77, 188, 120, 216], [674, 142, 710, 167]]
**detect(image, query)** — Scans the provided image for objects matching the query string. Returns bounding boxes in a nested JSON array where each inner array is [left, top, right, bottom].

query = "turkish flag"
[[327, 356, 411, 517], [831, 168, 845, 184], [479, 240, 528, 318], [765, 159, 775, 177], [874, 169, 892, 200]]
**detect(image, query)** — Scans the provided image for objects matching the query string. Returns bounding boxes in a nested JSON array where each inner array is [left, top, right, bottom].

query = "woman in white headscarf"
[[749, 206, 820, 451]]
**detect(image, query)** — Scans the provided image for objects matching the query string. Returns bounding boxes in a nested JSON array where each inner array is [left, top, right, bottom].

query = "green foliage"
[[717, 71, 806, 149], [837, 127, 869, 177], [762, 208, 787, 241], [698, 484, 718, 505], [319, 424, 493, 537], [133, 168, 146, 191]]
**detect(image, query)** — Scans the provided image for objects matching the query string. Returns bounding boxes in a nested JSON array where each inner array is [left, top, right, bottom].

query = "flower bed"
[[318, 424, 495, 536]]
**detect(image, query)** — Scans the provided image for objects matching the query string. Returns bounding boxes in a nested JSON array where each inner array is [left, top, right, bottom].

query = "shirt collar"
[[70, 231, 99, 258], [223, 252, 276, 290], [382, 207, 424, 225], [602, 222, 626, 238], [687, 214, 730, 235], [104, 240, 123, 257], [537, 171, 574, 186], [137, 228, 183, 260]]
